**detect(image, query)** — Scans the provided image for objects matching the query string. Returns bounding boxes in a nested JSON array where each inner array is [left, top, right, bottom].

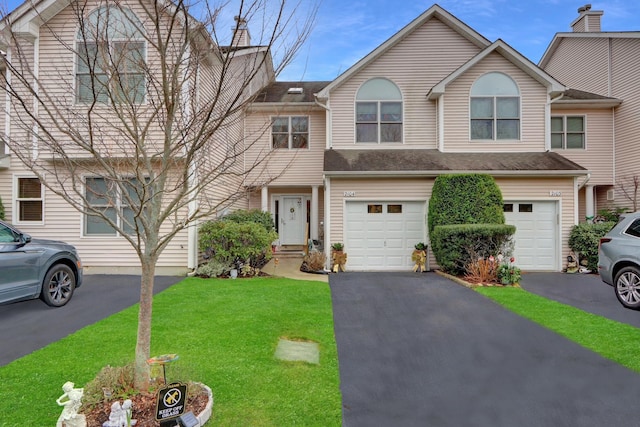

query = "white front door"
[[280, 196, 305, 245]]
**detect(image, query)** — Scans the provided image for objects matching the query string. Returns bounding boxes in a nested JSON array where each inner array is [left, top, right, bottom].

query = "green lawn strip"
[[476, 286, 640, 373], [0, 277, 341, 426]]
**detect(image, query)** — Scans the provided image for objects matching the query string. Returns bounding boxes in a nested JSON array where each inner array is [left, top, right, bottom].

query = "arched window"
[[76, 7, 146, 104], [356, 78, 402, 143], [470, 72, 520, 140]]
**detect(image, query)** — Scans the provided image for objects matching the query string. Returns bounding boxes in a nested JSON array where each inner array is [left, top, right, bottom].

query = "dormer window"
[[470, 72, 520, 140], [76, 6, 146, 104], [356, 78, 403, 143]]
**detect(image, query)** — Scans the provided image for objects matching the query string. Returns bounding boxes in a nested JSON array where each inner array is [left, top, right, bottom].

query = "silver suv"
[[598, 212, 640, 309], [0, 219, 83, 307]]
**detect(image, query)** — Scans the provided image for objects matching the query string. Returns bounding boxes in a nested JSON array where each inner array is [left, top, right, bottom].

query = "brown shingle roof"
[[324, 149, 587, 175], [254, 81, 331, 103], [562, 88, 618, 101]]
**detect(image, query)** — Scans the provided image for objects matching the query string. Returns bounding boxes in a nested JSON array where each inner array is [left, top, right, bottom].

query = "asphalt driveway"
[[0, 275, 182, 366], [330, 272, 640, 427], [521, 272, 640, 328]]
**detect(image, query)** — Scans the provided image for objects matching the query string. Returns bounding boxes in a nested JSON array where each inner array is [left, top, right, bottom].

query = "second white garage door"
[[504, 201, 558, 271], [345, 201, 426, 271]]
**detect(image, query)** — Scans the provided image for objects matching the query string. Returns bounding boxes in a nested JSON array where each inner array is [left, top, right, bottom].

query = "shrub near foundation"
[[569, 221, 616, 271], [431, 223, 515, 275], [199, 219, 278, 275]]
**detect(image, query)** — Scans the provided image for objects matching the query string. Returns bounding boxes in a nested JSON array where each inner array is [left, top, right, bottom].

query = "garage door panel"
[[504, 201, 557, 271], [345, 201, 426, 271]]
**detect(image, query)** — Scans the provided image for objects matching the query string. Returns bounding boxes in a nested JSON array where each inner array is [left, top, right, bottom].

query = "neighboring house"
[[540, 4, 640, 215], [0, 2, 634, 274], [0, 0, 273, 274]]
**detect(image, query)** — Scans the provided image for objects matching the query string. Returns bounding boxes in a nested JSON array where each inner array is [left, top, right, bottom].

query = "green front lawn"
[[476, 286, 640, 373], [0, 277, 341, 426]]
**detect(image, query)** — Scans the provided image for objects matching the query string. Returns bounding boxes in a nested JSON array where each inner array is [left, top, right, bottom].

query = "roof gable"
[[316, 4, 490, 99], [540, 32, 640, 68], [427, 39, 566, 100]]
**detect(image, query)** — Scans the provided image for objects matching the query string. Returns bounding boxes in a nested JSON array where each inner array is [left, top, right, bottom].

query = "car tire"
[[614, 266, 640, 310], [40, 264, 76, 307]]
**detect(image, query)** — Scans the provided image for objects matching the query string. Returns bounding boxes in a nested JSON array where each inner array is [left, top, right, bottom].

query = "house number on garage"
[[344, 191, 356, 197], [549, 191, 562, 197]]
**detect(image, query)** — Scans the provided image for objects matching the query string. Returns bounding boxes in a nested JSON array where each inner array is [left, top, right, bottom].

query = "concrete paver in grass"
[[275, 338, 320, 364]]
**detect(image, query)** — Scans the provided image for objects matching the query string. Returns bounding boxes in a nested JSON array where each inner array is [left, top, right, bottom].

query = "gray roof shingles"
[[254, 81, 331, 103], [324, 149, 587, 174]]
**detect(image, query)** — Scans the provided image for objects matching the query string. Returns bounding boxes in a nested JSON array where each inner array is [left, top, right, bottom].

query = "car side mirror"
[[22, 233, 31, 244]]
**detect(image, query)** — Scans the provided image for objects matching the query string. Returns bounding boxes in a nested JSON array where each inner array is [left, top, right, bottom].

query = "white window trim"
[[82, 175, 146, 237], [550, 115, 587, 150], [74, 8, 148, 106], [270, 115, 311, 150], [469, 95, 522, 141], [354, 100, 404, 144], [12, 175, 45, 226]]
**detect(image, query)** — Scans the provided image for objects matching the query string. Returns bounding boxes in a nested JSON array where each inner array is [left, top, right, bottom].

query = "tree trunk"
[[134, 257, 157, 390]]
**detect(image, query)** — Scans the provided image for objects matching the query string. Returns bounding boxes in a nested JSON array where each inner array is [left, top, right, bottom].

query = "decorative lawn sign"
[[156, 382, 188, 425]]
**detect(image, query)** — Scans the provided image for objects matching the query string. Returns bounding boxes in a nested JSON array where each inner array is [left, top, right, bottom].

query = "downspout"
[[546, 92, 564, 151], [314, 95, 331, 149]]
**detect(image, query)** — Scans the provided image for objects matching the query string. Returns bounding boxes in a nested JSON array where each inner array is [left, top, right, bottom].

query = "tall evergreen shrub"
[[428, 174, 504, 235]]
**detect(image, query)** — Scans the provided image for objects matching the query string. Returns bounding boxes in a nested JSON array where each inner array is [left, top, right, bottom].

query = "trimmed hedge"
[[222, 209, 275, 232], [198, 219, 278, 274], [569, 221, 616, 272], [431, 223, 516, 275], [0, 195, 4, 220], [428, 174, 504, 235]]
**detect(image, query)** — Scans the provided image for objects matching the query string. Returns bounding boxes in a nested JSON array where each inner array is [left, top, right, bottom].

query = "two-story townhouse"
[[249, 4, 622, 272], [540, 4, 640, 216], [0, 0, 274, 274]]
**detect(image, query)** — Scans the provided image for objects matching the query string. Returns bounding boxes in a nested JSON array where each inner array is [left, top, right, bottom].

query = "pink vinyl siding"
[[244, 109, 326, 186], [549, 108, 614, 186], [543, 38, 610, 97], [443, 52, 548, 152], [329, 17, 482, 149]]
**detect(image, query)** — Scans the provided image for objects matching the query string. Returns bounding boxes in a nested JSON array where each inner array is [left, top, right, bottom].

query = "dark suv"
[[598, 212, 640, 309], [0, 219, 83, 307]]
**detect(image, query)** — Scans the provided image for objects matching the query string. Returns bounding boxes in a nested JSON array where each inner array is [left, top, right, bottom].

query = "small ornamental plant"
[[497, 256, 522, 285], [331, 242, 344, 251], [414, 242, 427, 251]]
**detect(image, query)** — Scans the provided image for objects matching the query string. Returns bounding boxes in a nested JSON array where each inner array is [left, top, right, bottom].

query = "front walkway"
[[330, 272, 640, 427]]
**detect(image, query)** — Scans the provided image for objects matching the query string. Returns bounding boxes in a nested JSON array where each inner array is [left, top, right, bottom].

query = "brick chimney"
[[571, 4, 603, 32], [231, 16, 251, 47]]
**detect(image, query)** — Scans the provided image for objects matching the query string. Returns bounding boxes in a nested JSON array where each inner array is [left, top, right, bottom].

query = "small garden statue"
[[56, 381, 86, 427], [103, 399, 137, 427], [412, 243, 427, 272]]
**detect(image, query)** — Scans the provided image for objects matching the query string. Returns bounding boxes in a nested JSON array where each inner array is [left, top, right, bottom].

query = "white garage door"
[[504, 201, 557, 271], [345, 201, 426, 271]]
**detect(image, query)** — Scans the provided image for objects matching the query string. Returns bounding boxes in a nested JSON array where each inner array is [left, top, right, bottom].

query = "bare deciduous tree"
[[616, 175, 640, 211], [0, 0, 315, 389]]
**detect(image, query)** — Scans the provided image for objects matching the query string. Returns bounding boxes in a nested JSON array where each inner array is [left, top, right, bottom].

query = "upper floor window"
[[470, 72, 520, 140], [551, 116, 585, 149], [356, 78, 402, 143], [272, 116, 309, 149], [15, 177, 43, 223], [76, 7, 146, 104]]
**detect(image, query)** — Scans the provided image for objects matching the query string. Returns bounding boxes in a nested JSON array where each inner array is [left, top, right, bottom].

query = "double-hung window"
[[76, 7, 146, 104], [356, 78, 403, 143], [85, 177, 147, 235], [470, 72, 520, 140], [272, 116, 309, 149], [551, 116, 585, 149], [15, 177, 43, 223]]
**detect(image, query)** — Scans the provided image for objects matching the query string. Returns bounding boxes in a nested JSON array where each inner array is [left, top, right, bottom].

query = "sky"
[[279, 0, 640, 81], [2, 0, 639, 82]]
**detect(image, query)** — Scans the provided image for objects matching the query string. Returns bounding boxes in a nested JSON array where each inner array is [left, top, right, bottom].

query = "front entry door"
[[280, 196, 305, 245]]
